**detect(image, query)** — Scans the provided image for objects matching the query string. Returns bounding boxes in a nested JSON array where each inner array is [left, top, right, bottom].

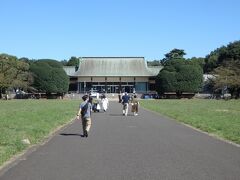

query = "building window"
[[135, 82, 147, 92]]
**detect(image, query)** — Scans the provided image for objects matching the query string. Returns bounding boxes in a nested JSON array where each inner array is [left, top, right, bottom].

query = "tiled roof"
[[63, 66, 76, 76], [71, 57, 162, 77]]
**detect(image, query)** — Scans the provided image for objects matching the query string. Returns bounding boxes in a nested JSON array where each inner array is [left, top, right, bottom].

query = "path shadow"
[[60, 133, 84, 137]]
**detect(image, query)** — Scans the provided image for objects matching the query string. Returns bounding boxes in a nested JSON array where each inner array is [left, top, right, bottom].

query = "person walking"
[[118, 91, 122, 103], [122, 92, 130, 116], [131, 94, 139, 116], [76, 95, 92, 137], [101, 94, 109, 112]]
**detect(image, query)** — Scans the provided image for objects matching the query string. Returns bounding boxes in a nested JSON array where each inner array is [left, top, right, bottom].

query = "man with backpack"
[[76, 95, 92, 137], [122, 92, 130, 116]]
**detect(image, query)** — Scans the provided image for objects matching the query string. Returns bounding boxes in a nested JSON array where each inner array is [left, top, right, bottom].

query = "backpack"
[[81, 102, 89, 116]]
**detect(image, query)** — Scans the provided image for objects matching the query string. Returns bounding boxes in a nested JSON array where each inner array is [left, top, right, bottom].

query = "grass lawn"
[[0, 99, 80, 167], [140, 99, 240, 145]]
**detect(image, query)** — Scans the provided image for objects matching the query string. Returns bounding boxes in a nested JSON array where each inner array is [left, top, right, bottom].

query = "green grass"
[[0, 99, 80, 166], [140, 99, 240, 144], [1, 99, 240, 167]]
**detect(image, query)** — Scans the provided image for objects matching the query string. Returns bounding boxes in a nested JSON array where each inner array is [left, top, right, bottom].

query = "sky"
[[0, 0, 240, 61]]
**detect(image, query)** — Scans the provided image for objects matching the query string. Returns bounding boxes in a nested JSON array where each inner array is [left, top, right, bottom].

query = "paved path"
[[1, 102, 240, 180]]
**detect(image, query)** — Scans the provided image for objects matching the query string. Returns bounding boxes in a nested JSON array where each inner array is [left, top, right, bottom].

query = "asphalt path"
[[0, 101, 240, 180]]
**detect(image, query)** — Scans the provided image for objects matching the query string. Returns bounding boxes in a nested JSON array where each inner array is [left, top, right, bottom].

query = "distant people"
[[92, 98, 101, 112], [131, 95, 139, 116], [101, 94, 109, 112], [122, 92, 130, 116], [76, 95, 92, 137]]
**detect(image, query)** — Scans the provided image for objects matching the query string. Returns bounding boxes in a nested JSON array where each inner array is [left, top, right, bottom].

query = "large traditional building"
[[63, 57, 162, 93]]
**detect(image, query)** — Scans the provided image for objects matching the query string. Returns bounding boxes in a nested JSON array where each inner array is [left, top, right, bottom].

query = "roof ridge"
[[80, 57, 145, 58]]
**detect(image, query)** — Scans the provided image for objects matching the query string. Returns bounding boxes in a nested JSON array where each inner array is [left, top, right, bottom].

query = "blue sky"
[[1, 0, 240, 61]]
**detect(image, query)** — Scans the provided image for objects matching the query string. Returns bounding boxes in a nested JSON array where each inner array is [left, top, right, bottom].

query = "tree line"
[[0, 40, 240, 99], [0, 55, 70, 98], [147, 40, 240, 99]]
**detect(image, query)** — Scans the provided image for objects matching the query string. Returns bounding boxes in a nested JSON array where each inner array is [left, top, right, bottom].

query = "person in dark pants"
[[118, 91, 122, 103], [131, 95, 139, 116], [76, 95, 92, 137], [121, 92, 130, 116]]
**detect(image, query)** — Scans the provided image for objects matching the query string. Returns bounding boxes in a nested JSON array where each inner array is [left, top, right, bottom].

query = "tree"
[[156, 50, 203, 97], [156, 70, 176, 94], [165, 48, 186, 59], [175, 64, 203, 95], [60, 59, 68, 66], [212, 61, 240, 98], [0, 54, 33, 98], [218, 41, 240, 65], [30, 59, 69, 95], [66, 56, 79, 66], [204, 47, 225, 73], [161, 49, 186, 66], [206, 41, 240, 98], [147, 60, 161, 66], [66, 56, 79, 71], [188, 57, 205, 69]]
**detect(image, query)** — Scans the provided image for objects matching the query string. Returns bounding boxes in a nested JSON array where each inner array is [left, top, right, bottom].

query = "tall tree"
[[207, 41, 240, 98], [161, 49, 186, 65], [156, 50, 203, 97], [212, 61, 240, 98], [165, 48, 186, 59], [30, 59, 69, 95], [66, 56, 79, 66], [218, 41, 240, 65], [204, 47, 225, 73], [0, 54, 32, 98], [66, 56, 79, 71]]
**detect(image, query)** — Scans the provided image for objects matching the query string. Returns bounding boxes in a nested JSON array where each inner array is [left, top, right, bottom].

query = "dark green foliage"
[[65, 56, 79, 71], [161, 49, 186, 65], [147, 60, 161, 66], [187, 57, 205, 69], [30, 60, 69, 94], [165, 49, 186, 59], [60, 60, 68, 66], [206, 41, 240, 98], [204, 41, 240, 73], [204, 46, 227, 73], [175, 64, 203, 92], [156, 50, 203, 96], [66, 56, 79, 66], [218, 41, 240, 64], [37, 59, 63, 68], [157, 71, 176, 94]]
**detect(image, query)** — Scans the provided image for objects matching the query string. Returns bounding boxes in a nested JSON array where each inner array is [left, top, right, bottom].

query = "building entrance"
[[121, 85, 134, 93], [92, 84, 134, 93]]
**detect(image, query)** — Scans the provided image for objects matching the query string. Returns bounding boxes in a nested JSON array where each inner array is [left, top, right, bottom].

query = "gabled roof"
[[63, 66, 76, 76], [71, 57, 162, 77]]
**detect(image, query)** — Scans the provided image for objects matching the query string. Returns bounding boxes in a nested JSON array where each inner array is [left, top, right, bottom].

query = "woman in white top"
[[101, 95, 109, 112]]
